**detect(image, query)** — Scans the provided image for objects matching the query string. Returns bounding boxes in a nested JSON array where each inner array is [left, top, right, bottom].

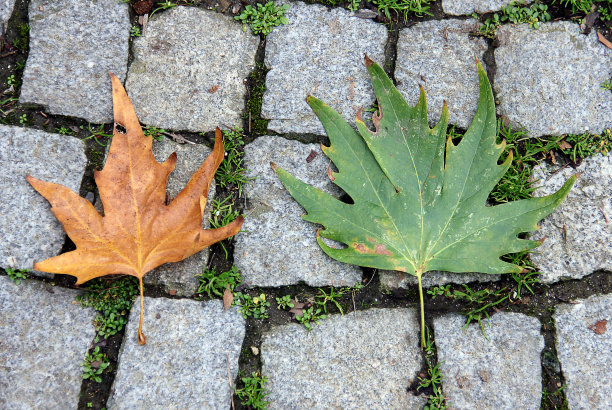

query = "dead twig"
[[226, 353, 235, 410]]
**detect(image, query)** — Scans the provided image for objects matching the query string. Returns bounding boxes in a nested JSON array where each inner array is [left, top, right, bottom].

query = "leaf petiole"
[[416, 269, 426, 349]]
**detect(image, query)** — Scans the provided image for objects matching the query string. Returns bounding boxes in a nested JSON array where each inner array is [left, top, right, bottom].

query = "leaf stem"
[[137, 276, 146, 345], [416, 270, 425, 349]]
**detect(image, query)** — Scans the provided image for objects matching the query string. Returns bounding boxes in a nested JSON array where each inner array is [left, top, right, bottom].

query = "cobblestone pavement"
[[0, 1, 610, 409]]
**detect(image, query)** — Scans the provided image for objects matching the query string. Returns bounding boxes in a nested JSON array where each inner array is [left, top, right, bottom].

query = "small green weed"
[[216, 128, 253, 196], [554, 0, 611, 18], [501, 1, 551, 28], [295, 306, 327, 331], [7, 74, 17, 87], [143, 125, 165, 142], [234, 292, 270, 319], [208, 196, 241, 258], [478, 13, 501, 39], [315, 287, 348, 314], [418, 328, 447, 409], [81, 346, 110, 383], [560, 130, 612, 162], [196, 265, 242, 298], [18, 114, 27, 125], [6, 268, 28, 284], [83, 123, 113, 147], [55, 126, 74, 135], [276, 294, 294, 309], [235, 2, 290, 36], [236, 371, 269, 409], [150, 1, 177, 17], [602, 79, 612, 91], [130, 26, 141, 37], [490, 119, 562, 203], [347, 0, 361, 11], [372, 0, 433, 20], [77, 277, 139, 340]]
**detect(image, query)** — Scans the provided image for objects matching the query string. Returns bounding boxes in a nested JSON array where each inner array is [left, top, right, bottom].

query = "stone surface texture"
[[234, 136, 362, 287], [380, 270, 500, 290], [442, 0, 528, 15], [530, 154, 611, 283], [108, 298, 245, 409], [0, 0, 16, 26], [554, 293, 612, 409], [434, 312, 544, 409], [261, 308, 426, 409], [0, 276, 96, 408], [395, 19, 487, 129], [98, 138, 215, 296], [20, 0, 129, 123], [262, 1, 387, 135], [495, 22, 611, 137], [126, 7, 258, 132], [0, 126, 86, 275]]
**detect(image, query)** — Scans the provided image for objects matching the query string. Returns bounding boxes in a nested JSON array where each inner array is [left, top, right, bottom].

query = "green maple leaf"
[[272, 57, 575, 347]]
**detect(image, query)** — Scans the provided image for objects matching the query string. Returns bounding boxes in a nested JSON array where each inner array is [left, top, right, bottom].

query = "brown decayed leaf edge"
[[27, 73, 243, 344]]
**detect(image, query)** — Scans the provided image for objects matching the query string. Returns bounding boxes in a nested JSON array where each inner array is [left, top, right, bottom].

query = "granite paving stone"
[[98, 138, 215, 296], [434, 312, 544, 409], [234, 136, 362, 287], [379, 270, 500, 290], [0, 276, 96, 408], [126, 7, 258, 133], [261, 308, 426, 409], [261, 1, 387, 135], [19, 0, 129, 124], [0, 0, 16, 27], [395, 19, 487, 130], [530, 154, 611, 282], [0, 125, 87, 276], [495, 22, 611, 137], [554, 293, 612, 409], [442, 0, 528, 15], [107, 298, 245, 409]]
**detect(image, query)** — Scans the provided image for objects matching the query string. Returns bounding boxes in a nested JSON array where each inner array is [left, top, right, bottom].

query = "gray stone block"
[[107, 298, 245, 409], [126, 7, 258, 133], [530, 154, 611, 283], [380, 270, 500, 290], [395, 19, 487, 130], [261, 1, 387, 135], [0, 0, 16, 26], [261, 308, 427, 409], [434, 312, 544, 409], [0, 276, 96, 408], [20, 0, 129, 124], [98, 137, 215, 296], [0, 126, 87, 276], [442, 0, 528, 15], [554, 293, 612, 409], [234, 136, 362, 287], [495, 22, 611, 137]]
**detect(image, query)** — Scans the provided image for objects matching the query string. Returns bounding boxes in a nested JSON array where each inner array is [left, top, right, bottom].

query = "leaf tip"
[[363, 54, 373, 68], [270, 161, 278, 171]]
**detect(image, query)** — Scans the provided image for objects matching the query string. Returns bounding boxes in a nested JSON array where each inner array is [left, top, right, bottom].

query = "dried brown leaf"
[[597, 32, 612, 49], [588, 319, 607, 335], [223, 285, 234, 310], [27, 74, 243, 344]]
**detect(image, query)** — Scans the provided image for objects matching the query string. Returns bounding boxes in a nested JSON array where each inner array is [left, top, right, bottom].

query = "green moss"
[[244, 64, 268, 135]]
